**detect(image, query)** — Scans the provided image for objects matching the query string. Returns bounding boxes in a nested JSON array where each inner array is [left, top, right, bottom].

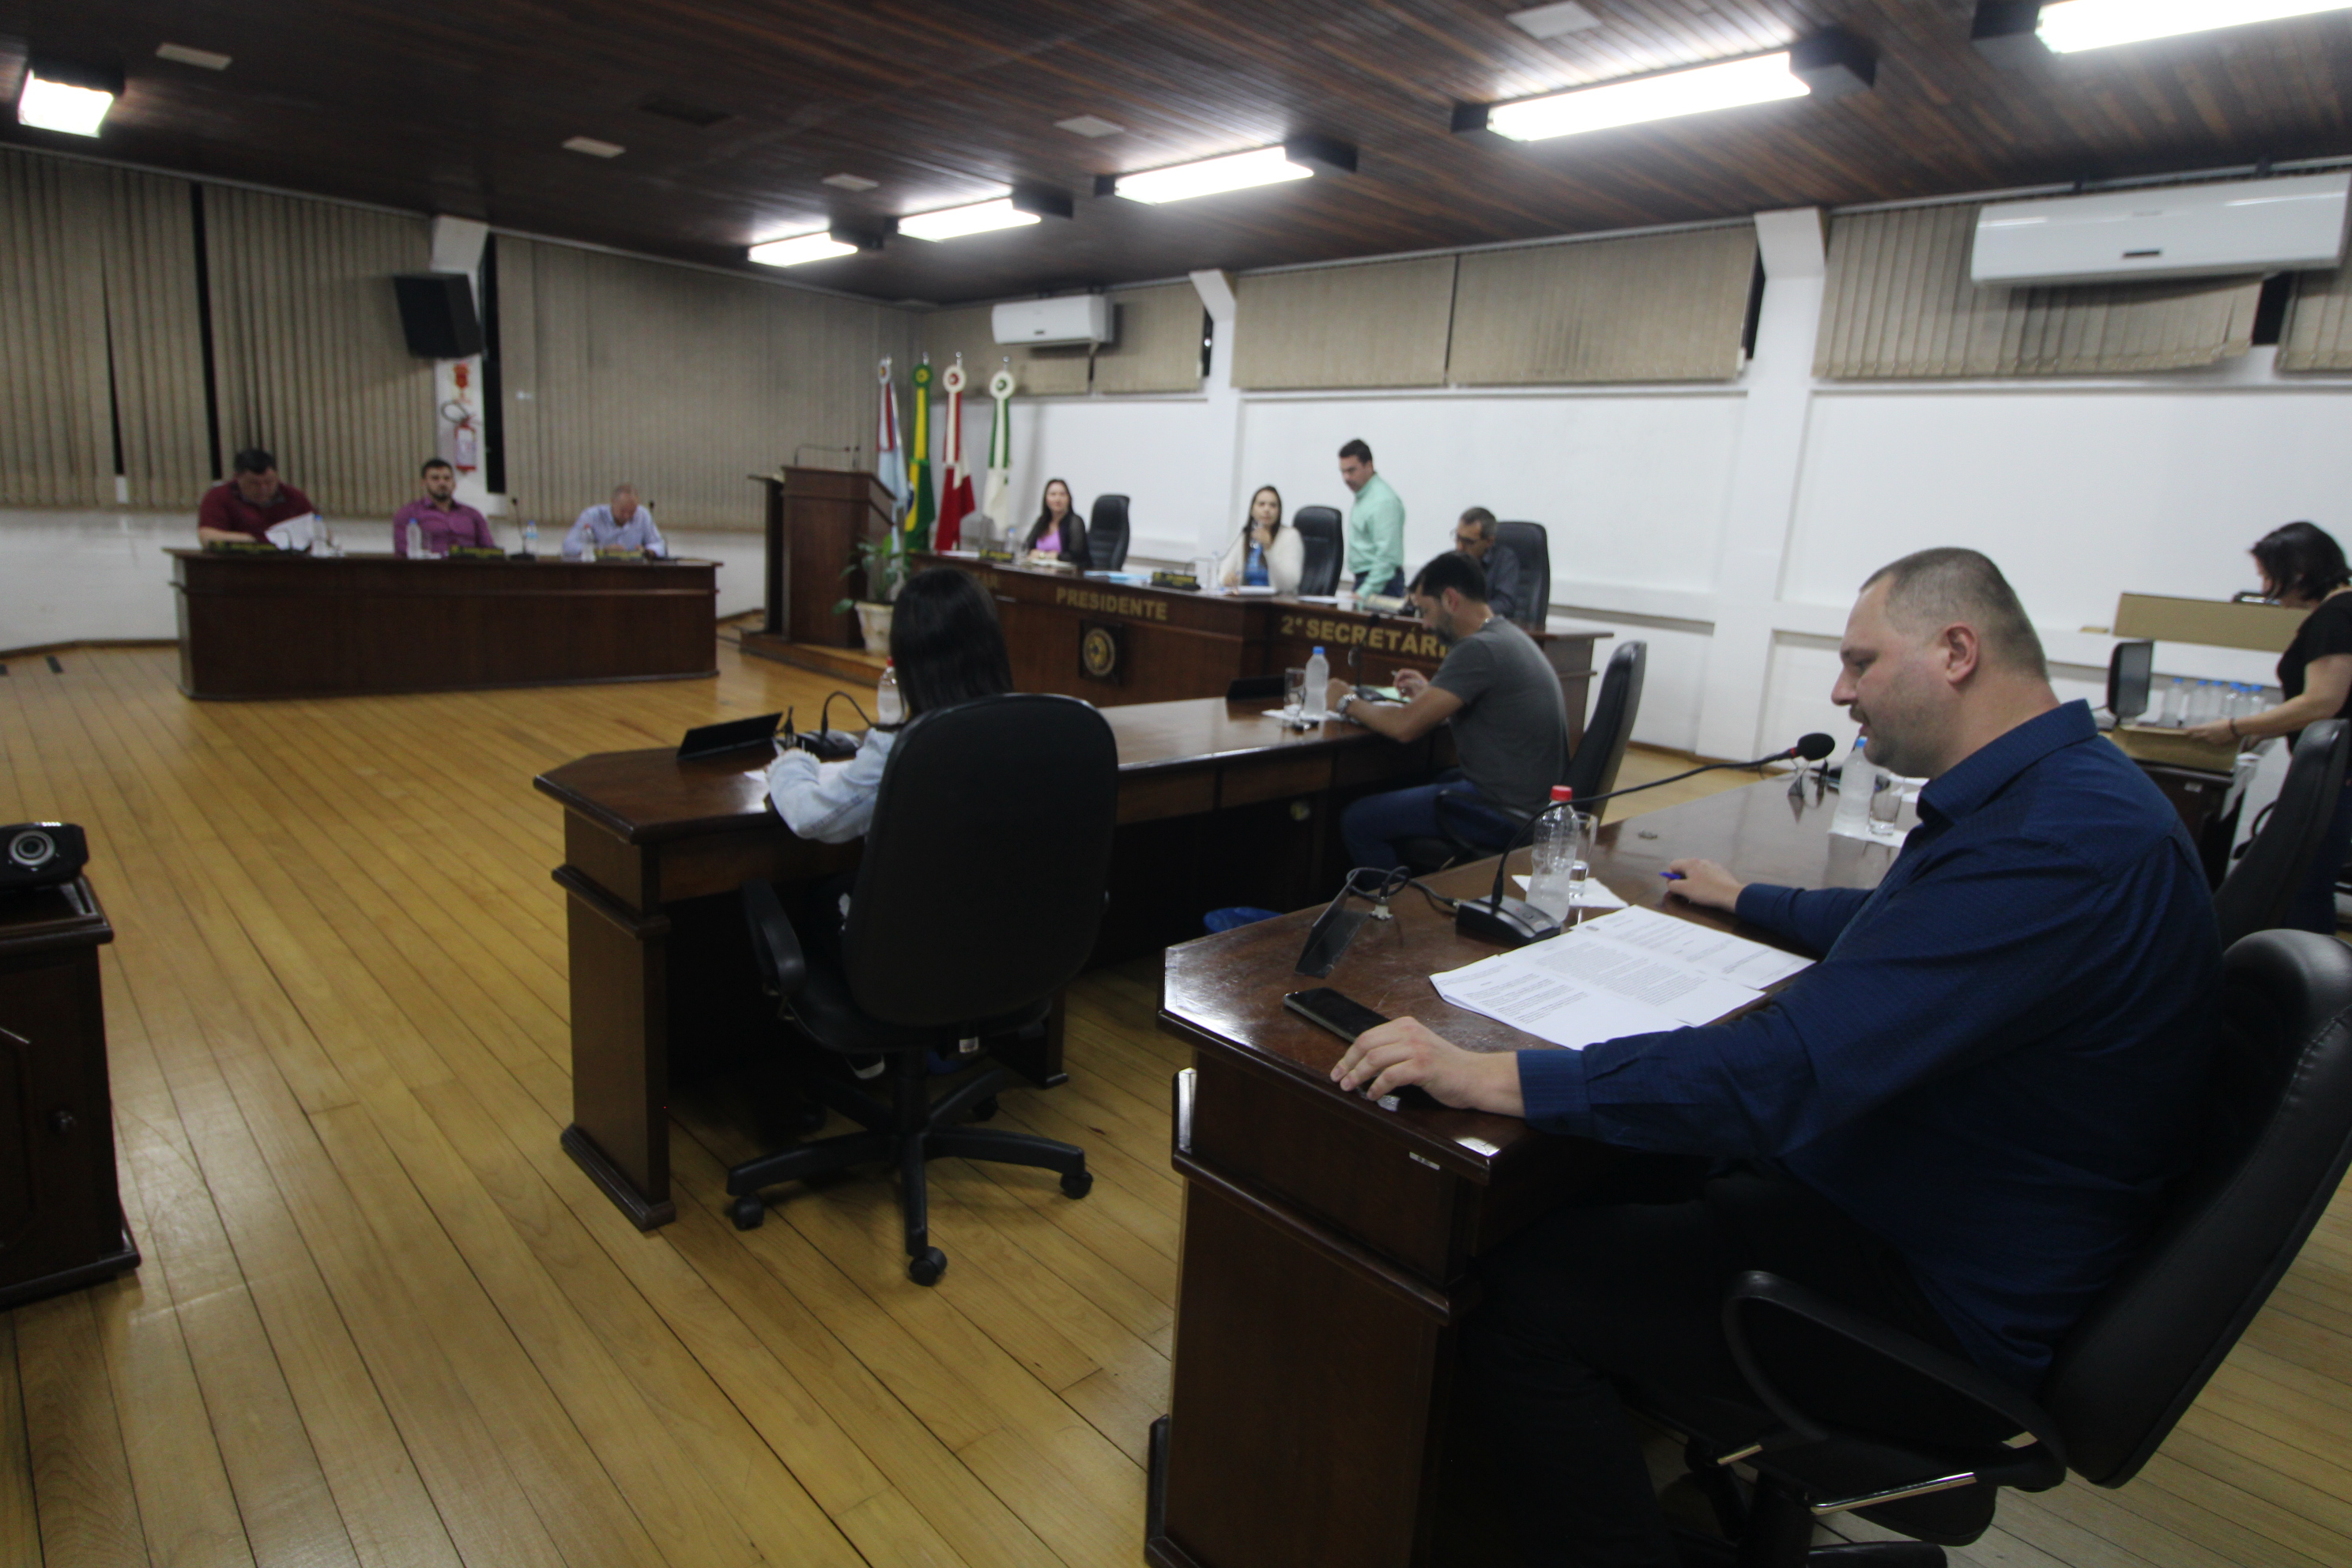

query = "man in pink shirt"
[[391, 458, 497, 556]]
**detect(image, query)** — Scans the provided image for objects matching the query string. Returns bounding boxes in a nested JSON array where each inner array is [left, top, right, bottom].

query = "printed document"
[[1430, 906, 1812, 1051]]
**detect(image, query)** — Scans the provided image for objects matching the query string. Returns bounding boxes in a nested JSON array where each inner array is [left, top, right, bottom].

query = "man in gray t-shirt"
[[1325, 551, 1572, 872]]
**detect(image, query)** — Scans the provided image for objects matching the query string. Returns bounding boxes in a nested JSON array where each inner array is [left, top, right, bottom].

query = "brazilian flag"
[[904, 360, 936, 553]]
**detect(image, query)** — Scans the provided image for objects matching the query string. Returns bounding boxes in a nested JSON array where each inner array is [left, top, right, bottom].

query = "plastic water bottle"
[[876, 658, 903, 726], [1833, 738, 1874, 835], [405, 518, 421, 558], [1527, 786, 1583, 922], [1303, 646, 1329, 722], [2159, 678, 2185, 726], [522, 518, 538, 558]]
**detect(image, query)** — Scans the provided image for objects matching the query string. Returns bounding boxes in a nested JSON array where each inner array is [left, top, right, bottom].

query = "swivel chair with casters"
[[2212, 718, 2347, 946], [1635, 927, 2352, 1566], [725, 692, 1119, 1285], [1291, 506, 1343, 597], [1086, 494, 1132, 571], [1493, 520, 1552, 630]]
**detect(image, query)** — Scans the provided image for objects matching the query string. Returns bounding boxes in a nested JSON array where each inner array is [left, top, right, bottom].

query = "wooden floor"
[[1, 644, 2347, 1568]]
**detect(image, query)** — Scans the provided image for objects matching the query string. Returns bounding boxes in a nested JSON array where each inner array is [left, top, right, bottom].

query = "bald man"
[[563, 484, 666, 559]]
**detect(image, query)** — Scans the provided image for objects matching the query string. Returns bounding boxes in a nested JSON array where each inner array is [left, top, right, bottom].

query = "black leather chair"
[[1396, 641, 1645, 874], [1494, 520, 1552, 629], [726, 692, 1118, 1285], [1640, 928, 2352, 1566], [2105, 639, 2154, 723], [1292, 506, 1343, 597], [1085, 494, 1131, 571], [2212, 718, 2348, 947]]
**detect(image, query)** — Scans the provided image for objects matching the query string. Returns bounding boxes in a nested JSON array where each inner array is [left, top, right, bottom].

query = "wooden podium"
[[741, 467, 897, 656]]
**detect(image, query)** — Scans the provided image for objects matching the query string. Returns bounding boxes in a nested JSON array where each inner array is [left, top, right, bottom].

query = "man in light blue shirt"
[[563, 484, 667, 559], [1340, 439, 1404, 597]]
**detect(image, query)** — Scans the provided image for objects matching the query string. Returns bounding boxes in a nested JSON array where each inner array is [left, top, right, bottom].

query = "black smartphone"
[[1283, 988, 1390, 1042]]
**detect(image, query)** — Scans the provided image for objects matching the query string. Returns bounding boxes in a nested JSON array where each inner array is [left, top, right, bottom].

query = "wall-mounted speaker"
[[392, 271, 484, 358], [0, 824, 87, 891]]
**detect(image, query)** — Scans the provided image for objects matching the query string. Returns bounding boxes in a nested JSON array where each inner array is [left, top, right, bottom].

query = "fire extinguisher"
[[443, 360, 481, 472]]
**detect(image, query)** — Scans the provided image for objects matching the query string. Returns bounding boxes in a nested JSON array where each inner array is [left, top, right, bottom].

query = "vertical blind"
[[499, 236, 911, 530], [205, 185, 435, 518], [1231, 257, 1457, 390], [1448, 225, 1758, 385], [1815, 203, 2261, 378], [2278, 267, 2352, 371], [1094, 284, 1204, 394], [92, 165, 210, 507], [0, 150, 116, 507]]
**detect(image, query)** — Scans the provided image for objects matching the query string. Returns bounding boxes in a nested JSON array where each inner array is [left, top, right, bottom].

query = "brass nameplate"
[[1151, 571, 1202, 592]]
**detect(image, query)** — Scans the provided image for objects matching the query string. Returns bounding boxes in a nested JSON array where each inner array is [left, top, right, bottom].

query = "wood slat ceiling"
[[4, 1, 2350, 304]]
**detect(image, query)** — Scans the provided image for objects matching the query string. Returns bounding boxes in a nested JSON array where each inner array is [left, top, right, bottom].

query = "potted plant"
[[838, 533, 907, 650]]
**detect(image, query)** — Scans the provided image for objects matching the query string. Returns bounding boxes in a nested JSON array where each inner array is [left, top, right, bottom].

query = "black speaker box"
[[0, 823, 87, 891], [392, 272, 484, 358]]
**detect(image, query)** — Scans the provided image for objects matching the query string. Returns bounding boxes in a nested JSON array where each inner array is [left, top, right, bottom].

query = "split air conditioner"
[[992, 295, 1114, 347], [1970, 172, 2351, 288]]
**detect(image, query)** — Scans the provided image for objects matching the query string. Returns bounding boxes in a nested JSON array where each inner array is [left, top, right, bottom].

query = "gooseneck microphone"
[[1453, 734, 1838, 948]]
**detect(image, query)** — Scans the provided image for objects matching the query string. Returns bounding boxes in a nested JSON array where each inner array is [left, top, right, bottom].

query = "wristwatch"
[[1335, 692, 1359, 721]]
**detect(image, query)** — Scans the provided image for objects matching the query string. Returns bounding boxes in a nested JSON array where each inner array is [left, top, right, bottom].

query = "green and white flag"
[[983, 363, 1015, 537]]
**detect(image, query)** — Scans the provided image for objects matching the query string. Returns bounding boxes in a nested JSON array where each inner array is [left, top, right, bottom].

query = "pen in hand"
[[1660, 870, 1685, 882]]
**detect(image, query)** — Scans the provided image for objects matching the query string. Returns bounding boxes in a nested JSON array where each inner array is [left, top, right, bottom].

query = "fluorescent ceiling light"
[[2037, 0, 2352, 52], [1487, 51, 1808, 141], [1114, 146, 1314, 205], [155, 43, 232, 70], [17, 70, 115, 137], [899, 198, 1038, 240], [749, 232, 857, 267], [562, 135, 624, 157]]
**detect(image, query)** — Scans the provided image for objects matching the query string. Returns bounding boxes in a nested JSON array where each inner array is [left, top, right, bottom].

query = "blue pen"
[[1660, 870, 1685, 881]]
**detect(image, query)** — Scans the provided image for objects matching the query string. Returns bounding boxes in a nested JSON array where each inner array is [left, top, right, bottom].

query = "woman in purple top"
[[391, 458, 498, 556], [1020, 477, 1087, 564]]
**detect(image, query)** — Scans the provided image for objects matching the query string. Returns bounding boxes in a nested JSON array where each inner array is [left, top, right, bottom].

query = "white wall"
[[0, 510, 767, 651]]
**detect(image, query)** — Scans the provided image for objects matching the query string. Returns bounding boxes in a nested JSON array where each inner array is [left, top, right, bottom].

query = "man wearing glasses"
[[1455, 507, 1525, 624]]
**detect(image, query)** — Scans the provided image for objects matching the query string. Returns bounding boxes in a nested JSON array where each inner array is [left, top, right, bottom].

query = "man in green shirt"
[[1340, 438, 1406, 598]]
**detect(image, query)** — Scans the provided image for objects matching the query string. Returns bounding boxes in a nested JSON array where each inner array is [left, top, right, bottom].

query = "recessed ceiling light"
[[16, 59, 122, 138], [1055, 114, 1125, 138], [155, 43, 232, 70], [2037, 0, 2352, 52], [562, 135, 625, 158], [749, 232, 858, 267], [823, 172, 880, 190], [899, 198, 1039, 241], [1483, 51, 1809, 140], [1110, 145, 1316, 204], [1507, 2, 1604, 40]]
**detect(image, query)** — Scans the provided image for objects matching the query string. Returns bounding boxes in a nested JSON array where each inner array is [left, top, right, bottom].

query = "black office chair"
[[726, 692, 1118, 1284], [1494, 520, 1552, 630], [1292, 506, 1343, 597], [2212, 718, 2348, 947], [1086, 494, 1131, 571], [1638, 927, 2352, 1566], [2105, 639, 2154, 724]]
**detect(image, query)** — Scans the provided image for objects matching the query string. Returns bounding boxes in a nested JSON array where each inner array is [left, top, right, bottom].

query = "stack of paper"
[[1430, 906, 1811, 1050], [1511, 873, 1630, 912]]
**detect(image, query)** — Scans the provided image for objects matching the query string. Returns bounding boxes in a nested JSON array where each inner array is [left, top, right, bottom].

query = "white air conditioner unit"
[[1970, 172, 2351, 288], [992, 295, 1114, 347]]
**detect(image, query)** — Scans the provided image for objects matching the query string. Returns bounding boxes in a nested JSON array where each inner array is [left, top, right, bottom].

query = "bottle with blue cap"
[[1303, 645, 1329, 722]]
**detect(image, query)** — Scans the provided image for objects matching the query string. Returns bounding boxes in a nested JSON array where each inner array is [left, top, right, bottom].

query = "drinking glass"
[[1868, 774, 1904, 839], [1282, 667, 1307, 722]]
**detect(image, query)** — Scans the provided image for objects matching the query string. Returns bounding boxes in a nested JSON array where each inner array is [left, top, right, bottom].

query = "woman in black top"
[[2186, 520, 2352, 932]]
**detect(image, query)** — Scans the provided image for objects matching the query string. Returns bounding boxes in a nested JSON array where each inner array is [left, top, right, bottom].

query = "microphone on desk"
[[1454, 733, 1838, 949]]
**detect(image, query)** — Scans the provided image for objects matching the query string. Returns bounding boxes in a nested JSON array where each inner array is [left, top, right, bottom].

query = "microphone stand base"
[[1453, 895, 1562, 949]]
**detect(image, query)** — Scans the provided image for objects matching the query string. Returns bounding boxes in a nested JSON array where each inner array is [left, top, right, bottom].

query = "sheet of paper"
[[1429, 952, 1700, 1050], [1573, 905, 1813, 988], [1512, 874, 1629, 911]]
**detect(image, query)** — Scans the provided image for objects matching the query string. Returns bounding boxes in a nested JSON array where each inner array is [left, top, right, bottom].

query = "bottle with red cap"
[[1526, 784, 1587, 924]]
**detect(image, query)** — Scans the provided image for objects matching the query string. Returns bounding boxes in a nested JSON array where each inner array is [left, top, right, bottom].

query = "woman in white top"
[[1216, 486, 1304, 595], [767, 567, 1016, 842]]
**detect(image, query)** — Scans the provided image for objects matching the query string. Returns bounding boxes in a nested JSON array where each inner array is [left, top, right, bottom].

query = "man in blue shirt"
[[1332, 548, 2219, 1567], [563, 484, 667, 559]]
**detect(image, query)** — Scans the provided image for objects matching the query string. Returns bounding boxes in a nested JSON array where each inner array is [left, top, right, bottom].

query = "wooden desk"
[[170, 549, 719, 699], [0, 877, 139, 1311], [532, 698, 1449, 1229], [916, 554, 1607, 745], [1148, 779, 1898, 1568]]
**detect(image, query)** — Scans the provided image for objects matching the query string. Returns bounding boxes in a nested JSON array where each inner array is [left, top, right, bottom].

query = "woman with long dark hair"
[[2184, 519, 2352, 932], [767, 567, 1015, 842], [1217, 485, 1303, 594], [1022, 477, 1087, 564]]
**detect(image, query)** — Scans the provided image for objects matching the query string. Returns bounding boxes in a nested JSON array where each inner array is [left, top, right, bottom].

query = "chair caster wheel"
[[908, 1247, 948, 1286], [971, 1095, 999, 1121], [1061, 1169, 1093, 1199], [728, 1196, 765, 1231]]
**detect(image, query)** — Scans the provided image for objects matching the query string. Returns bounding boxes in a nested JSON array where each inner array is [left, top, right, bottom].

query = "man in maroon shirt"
[[196, 447, 318, 545], [390, 458, 497, 556]]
